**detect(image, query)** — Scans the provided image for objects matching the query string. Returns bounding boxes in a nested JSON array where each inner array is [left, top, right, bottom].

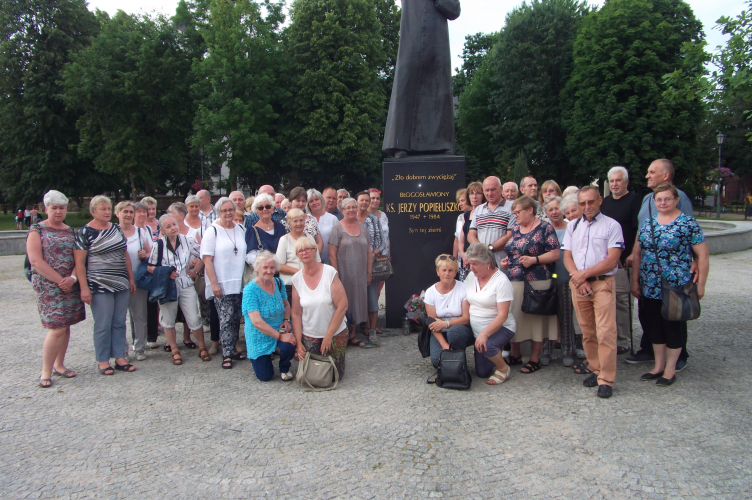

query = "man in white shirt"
[[562, 186, 624, 399], [467, 176, 515, 266]]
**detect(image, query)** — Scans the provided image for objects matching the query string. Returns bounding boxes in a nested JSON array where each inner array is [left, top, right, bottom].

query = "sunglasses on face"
[[578, 199, 598, 207], [257, 205, 273, 211]]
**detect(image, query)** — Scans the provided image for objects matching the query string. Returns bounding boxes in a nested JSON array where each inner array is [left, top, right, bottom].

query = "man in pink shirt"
[[562, 186, 624, 398]]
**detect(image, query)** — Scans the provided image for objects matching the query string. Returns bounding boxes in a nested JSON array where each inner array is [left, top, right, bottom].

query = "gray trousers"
[[615, 267, 632, 341], [91, 290, 130, 362], [128, 288, 149, 352]]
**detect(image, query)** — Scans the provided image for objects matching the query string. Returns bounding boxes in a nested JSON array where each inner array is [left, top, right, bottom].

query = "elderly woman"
[[184, 195, 214, 344], [307, 188, 338, 265], [184, 195, 204, 238], [202, 197, 248, 369], [631, 183, 709, 386], [501, 196, 560, 373], [245, 193, 287, 267], [423, 254, 473, 369], [115, 201, 152, 361], [284, 187, 324, 253], [280, 198, 291, 212], [329, 198, 373, 348], [561, 195, 587, 362], [147, 214, 211, 364], [356, 191, 386, 343], [74, 195, 137, 375], [537, 180, 562, 222], [292, 236, 349, 377], [134, 202, 160, 348], [276, 208, 321, 299], [141, 196, 160, 241], [458, 181, 486, 278], [464, 243, 515, 385], [29, 191, 85, 387], [243, 250, 296, 381]]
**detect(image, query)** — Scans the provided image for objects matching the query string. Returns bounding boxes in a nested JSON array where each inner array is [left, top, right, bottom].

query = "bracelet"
[[445, 319, 450, 329], [536, 256, 540, 264], [70, 275, 78, 283]]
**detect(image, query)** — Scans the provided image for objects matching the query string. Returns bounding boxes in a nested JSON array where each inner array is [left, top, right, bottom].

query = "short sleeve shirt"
[[470, 202, 516, 264], [561, 213, 624, 275], [423, 281, 467, 332], [74, 224, 129, 293], [464, 270, 516, 336], [503, 221, 560, 281], [242, 278, 287, 359], [638, 213, 705, 299]]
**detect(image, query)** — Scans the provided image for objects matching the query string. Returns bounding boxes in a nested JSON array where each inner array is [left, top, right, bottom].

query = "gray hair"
[[141, 196, 157, 206], [608, 166, 629, 182], [561, 186, 580, 198], [561, 195, 579, 213], [337, 189, 349, 197], [43, 190, 68, 208], [167, 202, 188, 217], [340, 197, 356, 209], [89, 195, 112, 214], [133, 201, 149, 213], [502, 181, 518, 192], [185, 194, 200, 205], [214, 197, 235, 215], [306, 188, 325, 213], [158, 213, 176, 230], [251, 193, 275, 212], [465, 242, 495, 266], [543, 195, 564, 213], [254, 250, 278, 271]]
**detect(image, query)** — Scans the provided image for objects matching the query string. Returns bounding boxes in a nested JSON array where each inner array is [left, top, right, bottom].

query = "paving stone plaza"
[[1, 250, 751, 499]]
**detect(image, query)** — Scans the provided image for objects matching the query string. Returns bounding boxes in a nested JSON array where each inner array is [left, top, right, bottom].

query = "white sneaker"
[[136, 351, 146, 361], [368, 329, 379, 344], [146, 342, 159, 349]]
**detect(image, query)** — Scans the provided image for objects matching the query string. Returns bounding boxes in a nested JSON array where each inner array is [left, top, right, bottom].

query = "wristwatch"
[[488, 245, 494, 251]]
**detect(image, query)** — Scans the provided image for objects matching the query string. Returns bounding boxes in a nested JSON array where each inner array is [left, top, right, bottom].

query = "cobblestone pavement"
[[1, 251, 751, 499]]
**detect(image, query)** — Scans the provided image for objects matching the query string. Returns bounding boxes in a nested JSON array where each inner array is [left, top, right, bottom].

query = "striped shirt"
[[199, 208, 218, 231], [469, 202, 516, 265], [75, 224, 129, 293]]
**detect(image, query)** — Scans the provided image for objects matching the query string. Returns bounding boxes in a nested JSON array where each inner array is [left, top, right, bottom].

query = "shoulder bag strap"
[[252, 225, 263, 250], [137, 227, 142, 250], [302, 355, 339, 392], [648, 203, 663, 279]]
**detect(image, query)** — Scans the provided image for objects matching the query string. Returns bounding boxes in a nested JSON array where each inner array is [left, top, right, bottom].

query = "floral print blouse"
[[504, 221, 559, 282]]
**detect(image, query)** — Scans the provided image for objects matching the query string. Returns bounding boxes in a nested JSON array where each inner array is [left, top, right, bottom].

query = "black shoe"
[[675, 359, 687, 372], [625, 350, 655, 364], [640, 371, 664, 381], [583, 373, 598, 387], [597, 385, 613, 398], [656, 376, 676, 387]]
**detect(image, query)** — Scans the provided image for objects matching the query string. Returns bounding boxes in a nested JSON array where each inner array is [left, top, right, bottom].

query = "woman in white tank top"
[[290, 236, 349, 378]]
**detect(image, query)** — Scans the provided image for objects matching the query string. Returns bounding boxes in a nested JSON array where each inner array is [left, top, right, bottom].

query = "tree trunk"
[[129, 171, 137, 200]]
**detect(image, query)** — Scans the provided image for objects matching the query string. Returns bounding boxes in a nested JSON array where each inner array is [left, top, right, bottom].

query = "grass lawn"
[[0, 212, 92, 231]]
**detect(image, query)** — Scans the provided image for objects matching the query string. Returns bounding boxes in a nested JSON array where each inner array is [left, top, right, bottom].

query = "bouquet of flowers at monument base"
[[404, 291, 427, 326]]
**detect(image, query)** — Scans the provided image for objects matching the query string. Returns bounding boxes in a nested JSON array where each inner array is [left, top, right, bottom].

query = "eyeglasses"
[[437, 255, 457, 261], [578, 200, 598, 207], [257, 205, 273, 211], [655, 196, 675, 204], [296, 247, 315, 254], [219, 209, 235, 214]]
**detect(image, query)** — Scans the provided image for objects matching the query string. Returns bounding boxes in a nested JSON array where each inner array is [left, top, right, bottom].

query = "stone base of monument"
[[383, 155, 465, 328]]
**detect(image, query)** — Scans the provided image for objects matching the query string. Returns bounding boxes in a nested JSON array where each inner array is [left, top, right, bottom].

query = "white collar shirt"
[[561, 212, 624, 275]]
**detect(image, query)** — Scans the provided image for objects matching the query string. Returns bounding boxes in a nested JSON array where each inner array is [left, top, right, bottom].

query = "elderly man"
[[562, 186, 624, 399], [246, 185, 287, 228], [337, 189, 349, 209], [197, 190, 216, 230], [626, 159, 694, 368], [274, 193, 285, 208], [229, 191, 245, 211], [467, 176, 515, 266], [520, 176, 538, 200], [322, 187, 344, 220], [502, 182, 518, 211], [600, 167, 641, 354]]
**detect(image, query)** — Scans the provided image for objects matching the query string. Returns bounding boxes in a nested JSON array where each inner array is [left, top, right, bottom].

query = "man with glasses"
[[562, 186, 624, 399], [467, 176, 515, 267], [601, 167, 641, 355], [625, 159, 694, 368], [322, 187, 344, 220], [245, 185, 287, 228]]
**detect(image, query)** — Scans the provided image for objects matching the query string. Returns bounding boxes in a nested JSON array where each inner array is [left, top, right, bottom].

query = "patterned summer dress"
[[30, 224, 85, 329]]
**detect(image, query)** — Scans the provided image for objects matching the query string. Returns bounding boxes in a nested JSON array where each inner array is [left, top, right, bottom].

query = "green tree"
[[191, 0, 283, 191], [456, 55, 497, 181], [452, 32, 498, 97], [0, 0, 108, 205], [375, 0, 400, 114], [513, 151, 530, 185], [487, 0, 589, 185], [279, 0, 386, 189], [563, 0, 706, 189]]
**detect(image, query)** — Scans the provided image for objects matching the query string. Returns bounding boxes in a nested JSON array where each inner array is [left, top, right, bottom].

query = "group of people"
[[434, 159, 709, 397], [30, 184, 390, 387], [16, 205, 39, 229]]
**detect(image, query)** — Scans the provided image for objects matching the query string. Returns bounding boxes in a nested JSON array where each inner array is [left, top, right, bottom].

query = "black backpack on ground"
[[427, 349, 472, 390]]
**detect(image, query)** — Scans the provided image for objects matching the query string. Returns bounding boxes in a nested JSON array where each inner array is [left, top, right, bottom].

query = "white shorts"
[[159, 285, 203, 330]]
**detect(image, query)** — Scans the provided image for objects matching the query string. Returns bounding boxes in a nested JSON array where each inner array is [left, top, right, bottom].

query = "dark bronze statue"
[[383, 0, 461, 158]]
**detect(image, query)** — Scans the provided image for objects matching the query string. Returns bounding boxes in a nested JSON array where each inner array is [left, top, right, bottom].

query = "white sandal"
[[487, 367, 511, 385], [280, 372, 294, 382]]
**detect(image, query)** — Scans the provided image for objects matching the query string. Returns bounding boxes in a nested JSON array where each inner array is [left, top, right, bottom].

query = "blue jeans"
[[428, 324, 474, 368], [91, 290, 130, 362], [249, 341, 296, 381]]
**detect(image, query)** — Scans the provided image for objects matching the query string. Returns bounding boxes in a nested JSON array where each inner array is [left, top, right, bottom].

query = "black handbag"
[[427, 349, 472, 390], [417, 318, 434, 358], [517, 224, 557, 315]]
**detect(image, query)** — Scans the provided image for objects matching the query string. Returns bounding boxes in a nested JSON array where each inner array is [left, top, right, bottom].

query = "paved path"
[[1, 251, 751, 499]]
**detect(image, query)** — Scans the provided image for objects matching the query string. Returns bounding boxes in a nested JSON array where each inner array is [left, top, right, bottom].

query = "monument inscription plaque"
[[383, 155, 465, 328]]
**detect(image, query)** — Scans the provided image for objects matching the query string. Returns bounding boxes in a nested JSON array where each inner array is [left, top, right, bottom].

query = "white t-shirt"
[[200, 222, 247, 298], [423, 281, 467, 332], [464, 270, 516, 336], [125, 227, 151, 272], [276, 233, 321, 285], [455, 213, 465, 239], [314, 211, 339, 265], [291, 264, 347, 338]]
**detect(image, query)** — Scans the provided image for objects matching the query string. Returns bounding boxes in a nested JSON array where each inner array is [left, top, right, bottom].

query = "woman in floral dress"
[[28, 191, 85, 388]]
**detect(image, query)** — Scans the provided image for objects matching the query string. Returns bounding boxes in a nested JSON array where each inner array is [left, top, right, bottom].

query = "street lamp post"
[[716, 132, 725, 219]]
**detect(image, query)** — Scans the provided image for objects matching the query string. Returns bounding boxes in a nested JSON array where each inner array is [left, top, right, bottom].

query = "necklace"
[[223, 225, 238, 255]]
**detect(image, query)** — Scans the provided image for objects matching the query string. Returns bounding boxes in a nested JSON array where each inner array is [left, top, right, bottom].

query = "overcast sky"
[[86, 0, 747, 73]]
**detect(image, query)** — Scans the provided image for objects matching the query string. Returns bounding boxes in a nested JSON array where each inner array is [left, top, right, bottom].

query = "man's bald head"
[[646, 159, 675, 188], [197, 190, 211, 210], [257, 185, 275, 196], [653, 159, 675, 182], [482, 176, 502, 205]]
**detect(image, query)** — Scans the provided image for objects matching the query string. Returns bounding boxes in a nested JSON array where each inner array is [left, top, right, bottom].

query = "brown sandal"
[[199, 347, 211, 362], [171, 347, 182, 365]]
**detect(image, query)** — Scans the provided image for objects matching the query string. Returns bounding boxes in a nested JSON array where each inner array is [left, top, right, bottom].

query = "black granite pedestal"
[[383, 155, 466, 328]]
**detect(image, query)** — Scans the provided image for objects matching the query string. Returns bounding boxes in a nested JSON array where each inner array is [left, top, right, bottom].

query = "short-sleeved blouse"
[[242, 278, 287, 359], [125, 227, 151, 273], [328, 222, 371, 324], [638, 213, 705, 300], [378, 211, 390, 256], [74, 223, 129, 293], [361, 213, 387, 255], [503, 221, 559, 282]]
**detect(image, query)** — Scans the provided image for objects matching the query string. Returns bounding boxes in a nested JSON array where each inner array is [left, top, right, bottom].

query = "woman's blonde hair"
[[434, 254, 459, 273], [538, 180, 562, 204], [286, 208, 305, 221], [89, 195, 112, 215], [140, 196, 157, 206], [114, 200, 135, 215], [293, 235, 318, 254]]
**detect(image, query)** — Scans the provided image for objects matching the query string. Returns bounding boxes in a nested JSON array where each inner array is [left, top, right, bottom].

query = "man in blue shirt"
[[626, 159, 694, 368]]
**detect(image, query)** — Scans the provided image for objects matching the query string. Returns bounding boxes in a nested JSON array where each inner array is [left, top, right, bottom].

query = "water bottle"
[[402, 317, 411, 336]]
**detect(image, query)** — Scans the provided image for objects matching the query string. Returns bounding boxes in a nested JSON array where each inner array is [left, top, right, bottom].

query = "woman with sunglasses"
[[245, 193, 288, 268], [423, 254, 473, 370], [500, 195, 560, 374]]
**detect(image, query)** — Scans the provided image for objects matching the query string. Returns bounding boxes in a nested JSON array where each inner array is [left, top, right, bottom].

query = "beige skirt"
[[510, 280, 559, 343]]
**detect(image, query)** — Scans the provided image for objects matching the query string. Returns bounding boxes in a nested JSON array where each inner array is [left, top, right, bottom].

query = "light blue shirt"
[[242, 278, 287, 360]]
